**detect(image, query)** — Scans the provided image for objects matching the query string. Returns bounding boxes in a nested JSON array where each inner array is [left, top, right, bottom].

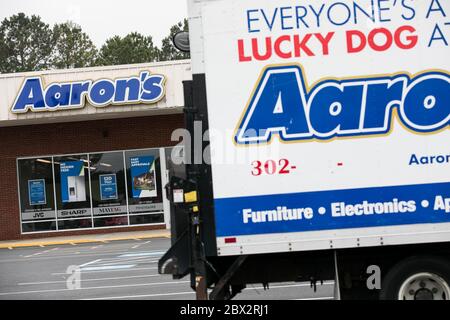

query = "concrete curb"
[[0, 231, 171, 249]]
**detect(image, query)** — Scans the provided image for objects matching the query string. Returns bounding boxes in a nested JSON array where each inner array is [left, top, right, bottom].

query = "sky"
[[0, 0, 188, 47]]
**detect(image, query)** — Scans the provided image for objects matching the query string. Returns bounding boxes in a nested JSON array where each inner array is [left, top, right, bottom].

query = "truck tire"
[[380, 256, 450, 300]]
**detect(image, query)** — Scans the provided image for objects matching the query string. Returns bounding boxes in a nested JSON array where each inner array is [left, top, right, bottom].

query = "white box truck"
[[159, 0, 450, 300]]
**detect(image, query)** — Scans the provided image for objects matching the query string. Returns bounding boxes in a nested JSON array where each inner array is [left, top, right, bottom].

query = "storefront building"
[[0, 60, 191, 241]]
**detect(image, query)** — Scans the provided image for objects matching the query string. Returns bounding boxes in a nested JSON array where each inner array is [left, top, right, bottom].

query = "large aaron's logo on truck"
[[235, 65, 450, 144]]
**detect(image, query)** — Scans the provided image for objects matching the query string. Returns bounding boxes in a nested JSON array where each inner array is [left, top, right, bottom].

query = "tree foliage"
[[159, 19, 190, 62], [97, 32, 160, 66], [0, 13, 190, 73], [52, 21, 98, 69], [0, 13, 54, 73]]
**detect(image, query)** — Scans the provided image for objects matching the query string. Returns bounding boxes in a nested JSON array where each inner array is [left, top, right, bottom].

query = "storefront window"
[[54, 154, 92, 229], [89, 152, 128, 228], [18, 157, 56, 232], [17, 148, 168, 233], [125, 149, 164, 225], [22, 221, 57, 233], [57, 218, 93, 230]]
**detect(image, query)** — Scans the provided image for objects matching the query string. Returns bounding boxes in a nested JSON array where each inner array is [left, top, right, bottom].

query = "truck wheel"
[[380, 256, 450, 300]]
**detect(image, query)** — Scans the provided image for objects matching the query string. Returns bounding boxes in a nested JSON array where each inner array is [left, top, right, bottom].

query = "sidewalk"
[[0, 229, 171, 249]]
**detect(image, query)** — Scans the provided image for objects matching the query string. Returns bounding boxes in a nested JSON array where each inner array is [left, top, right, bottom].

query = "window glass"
[[18, 148, 169, 233], [17, 158, 56, 225], [54, 154, 92, 228], [94, 216, 128, 228], [125, 149, 164, 224], [90, 152, 127, 217], [58, 218, 92, 230], [166, 146, 186, 179], [22, 221, 57, 233], [129, 213, 164, 225]]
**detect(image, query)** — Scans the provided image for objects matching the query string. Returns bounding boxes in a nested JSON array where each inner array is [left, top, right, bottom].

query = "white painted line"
[[78, 259, 101, 268], [98, 257, 159, 266], [294, 296, 335, 300], [23, 247, 59, 258], [18, 274, 163, 286], [97, 252, 163, 264], [130, 240, 153, 249], [14, 250, 158, 262], [119, 251, 165, 258], [24, 252, 43, 258], [81, 265, 137, 271], [51, 267, 158, 275], [83, 291, 195, 300], [0, 280, 190, 296]]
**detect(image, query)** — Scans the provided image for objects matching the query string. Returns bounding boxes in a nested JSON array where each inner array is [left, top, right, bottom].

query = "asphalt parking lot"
[[0, 238, 335, 300]]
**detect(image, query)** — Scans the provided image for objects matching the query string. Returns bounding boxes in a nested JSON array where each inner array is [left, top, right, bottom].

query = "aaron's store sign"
[[0, 61, 190, 239]]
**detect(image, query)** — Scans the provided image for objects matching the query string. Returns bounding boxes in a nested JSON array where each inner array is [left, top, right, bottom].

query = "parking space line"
[[51, 267, 158, 275], [24, 247, 59, 258], [81, 265, 137, 271], [293, 296, 335, 300], [119, 251, 165, 258], [14, 250, 160, 262], [83, 291, 195, 300], [98, 257, 159, 266], [18, 274, 163, 286], [131, 240, 152, 249], [0, 280, 190, 296], [79, 259, 101, 268]]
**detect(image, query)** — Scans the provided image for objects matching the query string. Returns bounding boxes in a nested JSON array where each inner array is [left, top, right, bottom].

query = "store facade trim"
[[0, 60, 190, 127]]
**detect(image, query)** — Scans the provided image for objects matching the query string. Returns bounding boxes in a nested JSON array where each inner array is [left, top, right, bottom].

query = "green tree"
[[159, 19, 190, 62], [97, 32, 159, 66], [52, 21, 98, 69], [0, 13, 54, 73]]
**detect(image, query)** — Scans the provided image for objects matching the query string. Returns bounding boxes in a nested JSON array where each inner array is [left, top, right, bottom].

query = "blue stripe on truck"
[[214, 182, 450, 237]]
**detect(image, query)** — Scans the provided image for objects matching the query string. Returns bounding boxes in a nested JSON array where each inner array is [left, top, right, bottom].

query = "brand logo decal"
[[235, 65, 449, 144]]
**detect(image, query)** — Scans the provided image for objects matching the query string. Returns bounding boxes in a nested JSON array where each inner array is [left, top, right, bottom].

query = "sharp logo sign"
[[11, 71, 166, 113]]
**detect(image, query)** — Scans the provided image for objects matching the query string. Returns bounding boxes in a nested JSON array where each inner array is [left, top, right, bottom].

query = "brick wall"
[[0, 114, 184, 241]]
